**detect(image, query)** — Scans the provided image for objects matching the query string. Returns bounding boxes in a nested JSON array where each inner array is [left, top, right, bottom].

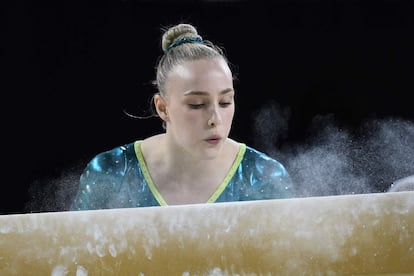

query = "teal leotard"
[[70, 141, 294, 210]]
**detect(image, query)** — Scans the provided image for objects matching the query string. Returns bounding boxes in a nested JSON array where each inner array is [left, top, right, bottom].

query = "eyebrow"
[[184, 88, 234, 96]]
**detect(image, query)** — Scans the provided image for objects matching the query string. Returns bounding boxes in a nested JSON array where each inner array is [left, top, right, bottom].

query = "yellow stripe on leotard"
[[134, 140, 168, 206], [207, 143, 246, 203], [134, 141, 246, 205]]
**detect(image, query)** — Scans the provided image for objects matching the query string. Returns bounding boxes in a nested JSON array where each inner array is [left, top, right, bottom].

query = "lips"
[[205, 135, 222, 144]]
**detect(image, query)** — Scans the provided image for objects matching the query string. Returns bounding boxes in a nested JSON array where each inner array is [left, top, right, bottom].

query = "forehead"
[[165, 58, 233, 94]]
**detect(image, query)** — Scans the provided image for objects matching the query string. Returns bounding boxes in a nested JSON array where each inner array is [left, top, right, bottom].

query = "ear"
[[154, 94, 169, 122]]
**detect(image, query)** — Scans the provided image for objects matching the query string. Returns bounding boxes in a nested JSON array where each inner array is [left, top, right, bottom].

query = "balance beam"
[[1, 191, 413, 275]]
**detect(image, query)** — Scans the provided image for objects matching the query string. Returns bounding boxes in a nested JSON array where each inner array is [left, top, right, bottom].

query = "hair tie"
[[164, 37, 203, 53]]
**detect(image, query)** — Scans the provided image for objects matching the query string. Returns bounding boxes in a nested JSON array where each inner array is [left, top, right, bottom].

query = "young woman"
[[70, 23, 294, 210]]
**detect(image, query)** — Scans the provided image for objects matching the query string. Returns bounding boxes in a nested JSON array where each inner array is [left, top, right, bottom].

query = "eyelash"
[[188, 103, 232, 109]]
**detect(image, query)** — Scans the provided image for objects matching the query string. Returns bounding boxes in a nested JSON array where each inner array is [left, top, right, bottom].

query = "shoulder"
[[243, 145, 289, 176], [233, 144, 295, 199], [244, 145, 274, 160], [243, 145, 294, 192], [83, 141, 137, 174]]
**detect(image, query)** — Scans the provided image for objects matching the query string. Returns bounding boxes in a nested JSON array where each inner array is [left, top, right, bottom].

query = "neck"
[[141, 134, 240, 203], [162, 136, 223, 178]]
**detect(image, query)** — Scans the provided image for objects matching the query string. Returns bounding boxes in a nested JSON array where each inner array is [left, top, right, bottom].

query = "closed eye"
[[220, 102, 232, 107], [188, 104, 204, 109]]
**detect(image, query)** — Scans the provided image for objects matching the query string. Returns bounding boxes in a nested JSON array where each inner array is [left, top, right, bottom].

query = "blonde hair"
[[153, 23, 229, 97]]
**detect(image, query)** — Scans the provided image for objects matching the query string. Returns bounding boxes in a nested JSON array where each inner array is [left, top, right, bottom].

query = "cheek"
[[175, 109, 204, 125], [223, 107, 235, 123], [181, 113, 197, 125]]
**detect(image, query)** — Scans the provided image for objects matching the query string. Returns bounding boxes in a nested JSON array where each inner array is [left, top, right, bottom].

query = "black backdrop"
[[3, 0, 414, 214]]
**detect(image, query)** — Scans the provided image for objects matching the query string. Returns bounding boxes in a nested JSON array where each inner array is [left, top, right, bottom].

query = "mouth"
[[205, 135, 222, 145]]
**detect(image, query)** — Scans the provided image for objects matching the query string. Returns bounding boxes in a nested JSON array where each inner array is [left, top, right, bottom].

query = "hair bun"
[[161, 23, 202, 53]]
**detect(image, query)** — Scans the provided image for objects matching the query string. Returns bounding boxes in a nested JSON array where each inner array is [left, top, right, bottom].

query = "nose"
[[208, 105, 222, 127]]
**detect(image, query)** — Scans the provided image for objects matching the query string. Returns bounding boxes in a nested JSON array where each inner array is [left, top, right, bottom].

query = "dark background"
[[2, 0, 414, 214]]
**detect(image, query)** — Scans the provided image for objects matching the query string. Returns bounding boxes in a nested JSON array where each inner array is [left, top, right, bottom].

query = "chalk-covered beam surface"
[[1, 191, 413, 275]]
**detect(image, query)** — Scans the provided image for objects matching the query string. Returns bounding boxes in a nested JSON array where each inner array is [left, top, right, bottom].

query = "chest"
[[150, 168, 230, 205]]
